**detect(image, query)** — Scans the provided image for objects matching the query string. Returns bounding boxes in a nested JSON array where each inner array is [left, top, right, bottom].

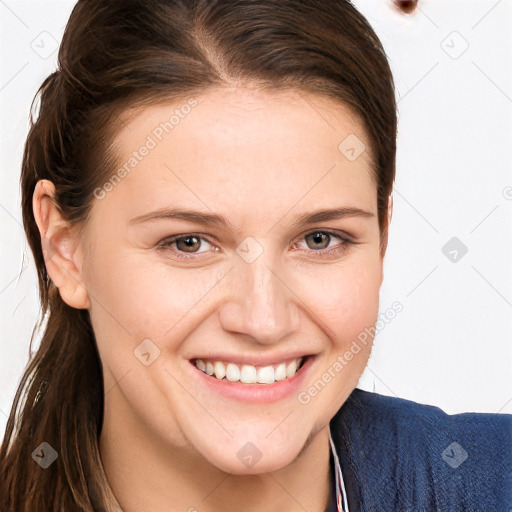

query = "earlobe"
[[33, 179, 91, 310]]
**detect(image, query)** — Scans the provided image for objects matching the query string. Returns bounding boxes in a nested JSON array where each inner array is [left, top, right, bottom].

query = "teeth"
[[286, 359, 297, 378], [257, 366, 274, 384], [213, 361, 226, 380], [240, 365, 257, 384], [194, 357, 304, 385], [275, 363, 287, 381], [225, 363, 240, 382]]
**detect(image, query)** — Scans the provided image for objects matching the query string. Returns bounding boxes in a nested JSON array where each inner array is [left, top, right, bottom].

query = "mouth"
[[190, 355, 309, 385]]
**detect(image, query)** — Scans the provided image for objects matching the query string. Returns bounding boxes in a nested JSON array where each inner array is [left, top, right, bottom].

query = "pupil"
[[309, 232, 329, 249], [178, 236, 199, 252]]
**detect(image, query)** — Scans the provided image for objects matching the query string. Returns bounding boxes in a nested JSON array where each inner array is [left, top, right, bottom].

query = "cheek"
[[292, 256, 382, 344], [85, 244, 228, 342], [293, 258, 381, 414]]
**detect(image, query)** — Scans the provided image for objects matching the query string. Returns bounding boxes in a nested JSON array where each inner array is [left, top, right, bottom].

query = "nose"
[[217, 250, 301, 345]]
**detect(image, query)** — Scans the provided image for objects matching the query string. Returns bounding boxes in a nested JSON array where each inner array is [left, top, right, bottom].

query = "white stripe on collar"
[[328, 423, 350, 512]]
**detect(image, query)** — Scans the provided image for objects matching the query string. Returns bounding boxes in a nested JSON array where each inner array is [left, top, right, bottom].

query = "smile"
[[192, 357, 306, 385]]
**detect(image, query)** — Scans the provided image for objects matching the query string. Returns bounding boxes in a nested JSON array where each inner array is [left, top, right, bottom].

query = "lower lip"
[[188, 356, 315, 404]]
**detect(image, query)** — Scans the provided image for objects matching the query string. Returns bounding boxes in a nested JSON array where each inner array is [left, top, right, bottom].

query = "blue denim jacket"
[[329, 388, 512, 512]]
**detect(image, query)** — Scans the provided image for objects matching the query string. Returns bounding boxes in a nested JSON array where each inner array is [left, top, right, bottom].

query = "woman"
[[1, 1, 510, 511]]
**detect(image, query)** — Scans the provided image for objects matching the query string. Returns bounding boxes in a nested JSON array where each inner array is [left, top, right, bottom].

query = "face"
[[77, 87, 384, 474]]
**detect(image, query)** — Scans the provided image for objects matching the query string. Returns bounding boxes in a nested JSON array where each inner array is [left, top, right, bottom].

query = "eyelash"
[[156, 230, 352, 261]]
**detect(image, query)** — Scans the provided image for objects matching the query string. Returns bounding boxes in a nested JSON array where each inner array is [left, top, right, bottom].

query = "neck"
[[99, 396, 333, 512]]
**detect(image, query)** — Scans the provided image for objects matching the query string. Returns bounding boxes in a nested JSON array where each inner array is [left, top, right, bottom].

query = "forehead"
[[96, 87, 376, 228]]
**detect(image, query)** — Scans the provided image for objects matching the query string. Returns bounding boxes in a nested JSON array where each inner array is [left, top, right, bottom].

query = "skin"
[[33, 86, 391, 512]]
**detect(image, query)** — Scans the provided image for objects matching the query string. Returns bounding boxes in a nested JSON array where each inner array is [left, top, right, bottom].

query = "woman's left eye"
[[157, 230, 351, 260], [292, 230, 350, 257], [157, 234, 217, 259]]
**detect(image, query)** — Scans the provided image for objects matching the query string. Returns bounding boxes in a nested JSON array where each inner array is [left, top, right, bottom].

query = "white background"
[[1, 0, 511, 442]]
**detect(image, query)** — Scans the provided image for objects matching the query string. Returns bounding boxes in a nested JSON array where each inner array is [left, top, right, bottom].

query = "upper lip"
[[189, 351, 312, 367]]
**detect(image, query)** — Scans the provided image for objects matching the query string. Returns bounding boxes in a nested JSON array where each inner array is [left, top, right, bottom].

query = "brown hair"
[[0, 1, 397, 510]]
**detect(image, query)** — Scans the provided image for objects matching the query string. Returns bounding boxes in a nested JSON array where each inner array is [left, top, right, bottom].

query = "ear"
[[387, 193, 393, 229], [379, 193, 393, 280], [33, 179, 91, 309]]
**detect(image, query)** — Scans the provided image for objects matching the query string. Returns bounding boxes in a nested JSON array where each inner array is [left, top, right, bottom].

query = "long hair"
[[0, 1, 397, 510]]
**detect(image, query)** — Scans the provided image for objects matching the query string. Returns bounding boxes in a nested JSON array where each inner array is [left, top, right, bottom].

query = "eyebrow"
[[128, 206, 374, 228]]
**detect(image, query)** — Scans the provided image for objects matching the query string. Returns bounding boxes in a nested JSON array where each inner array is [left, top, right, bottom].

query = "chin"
[[192, 431, 306, 475]]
